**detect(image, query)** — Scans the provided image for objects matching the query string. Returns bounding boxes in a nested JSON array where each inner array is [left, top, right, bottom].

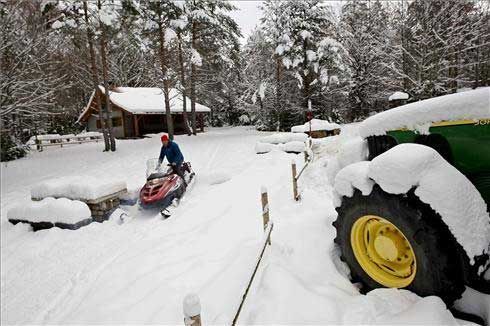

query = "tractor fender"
[[334, 143, 490, 272]]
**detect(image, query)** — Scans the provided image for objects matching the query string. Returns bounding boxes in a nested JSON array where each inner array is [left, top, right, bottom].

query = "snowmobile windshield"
[[146, 158, 163, 177]]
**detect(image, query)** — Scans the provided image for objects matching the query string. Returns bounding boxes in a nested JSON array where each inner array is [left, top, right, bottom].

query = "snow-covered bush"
[[238, 114, 251, 126], [1, 133, 29, 162]]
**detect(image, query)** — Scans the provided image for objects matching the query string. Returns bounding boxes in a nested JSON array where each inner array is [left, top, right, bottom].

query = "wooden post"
[[134, 115, 140, 137], [292, 160, 299, 201], [198, 113, 204, 132], [261, 186, 271, 245], [183, 293, 201, 326]]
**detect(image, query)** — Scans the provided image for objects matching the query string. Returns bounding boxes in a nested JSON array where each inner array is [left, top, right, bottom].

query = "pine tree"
[[339, 0, 391, 120]]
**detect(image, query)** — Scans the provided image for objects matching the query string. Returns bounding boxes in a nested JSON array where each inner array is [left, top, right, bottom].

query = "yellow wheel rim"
[[351, 215, 416, 288]]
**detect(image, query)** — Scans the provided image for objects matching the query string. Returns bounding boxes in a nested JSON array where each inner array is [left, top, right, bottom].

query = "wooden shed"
[[77, 86, 211, 138]]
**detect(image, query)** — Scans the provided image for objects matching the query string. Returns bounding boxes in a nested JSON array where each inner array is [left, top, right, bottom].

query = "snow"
[[455, 287, 490, 323], [238, 114, 250, 124], [51, 20, 63, 29], [334, 161, 374, 198], [361, 87, 490, 137], [170, 18, 187, 30], [164, 28, 177, 45], [282, 141, 306, 153], [258, 82, 266, 100], [389, 91, 409, 101], [291, 119, 341, 133], [8, 197, 91, 224], [31, 176, 127, 201], [255, 141, 274, 154], [98, 5, 118, 26], [342, 289, 458, 325], [1, 127, 485, 324], [183, 293, 201, 318], [259, 132, 308, 144], [334, 143, 490, 263], [191, 48, 202, 67], [83, 87, 211, 118], [255, 141, 305, 154]]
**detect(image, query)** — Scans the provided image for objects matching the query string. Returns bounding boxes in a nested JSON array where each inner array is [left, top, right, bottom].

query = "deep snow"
[[0, 127, 479, 325]]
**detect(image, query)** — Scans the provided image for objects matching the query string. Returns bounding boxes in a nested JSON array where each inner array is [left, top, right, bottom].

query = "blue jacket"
[[159, 141, 184, 165]]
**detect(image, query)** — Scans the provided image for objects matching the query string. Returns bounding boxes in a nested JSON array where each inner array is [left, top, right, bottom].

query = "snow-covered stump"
[[261, 186, 271, 245], [291, 161, 299, 201], [183, 293, 201, 326]]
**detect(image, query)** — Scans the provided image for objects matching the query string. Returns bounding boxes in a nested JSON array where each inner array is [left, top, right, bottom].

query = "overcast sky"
[[228, 1, 344, 44], [229, 1, 264, 43]]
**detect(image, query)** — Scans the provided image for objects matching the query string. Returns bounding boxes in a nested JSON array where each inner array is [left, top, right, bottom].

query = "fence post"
[[183, 293, 201, 326], [291, 160, 299, 201], [261, 186, 271, 245]]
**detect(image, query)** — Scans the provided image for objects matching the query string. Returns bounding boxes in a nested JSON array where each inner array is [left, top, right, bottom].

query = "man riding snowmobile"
[[156, 134, 187, 187]]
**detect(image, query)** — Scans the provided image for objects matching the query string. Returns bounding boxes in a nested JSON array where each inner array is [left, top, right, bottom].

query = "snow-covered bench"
[[31, 176, 127, 222], [8, 197, 93, 231]]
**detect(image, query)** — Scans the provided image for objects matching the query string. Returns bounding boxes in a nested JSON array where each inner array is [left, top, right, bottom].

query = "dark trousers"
[[172, 163, 187, 186]]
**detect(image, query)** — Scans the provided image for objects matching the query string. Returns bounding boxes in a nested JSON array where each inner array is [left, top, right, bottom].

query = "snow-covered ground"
[[0, 127, 477, 325]]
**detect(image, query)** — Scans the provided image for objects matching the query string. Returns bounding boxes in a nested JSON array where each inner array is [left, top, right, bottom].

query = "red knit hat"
[[161, 134, 169, 142]]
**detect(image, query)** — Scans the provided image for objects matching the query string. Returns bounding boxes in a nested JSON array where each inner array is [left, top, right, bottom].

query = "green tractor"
[[332, 88, 490, 305]]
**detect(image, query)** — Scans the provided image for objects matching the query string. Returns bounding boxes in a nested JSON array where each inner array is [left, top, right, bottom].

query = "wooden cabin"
[[77, 86, 211, 138]]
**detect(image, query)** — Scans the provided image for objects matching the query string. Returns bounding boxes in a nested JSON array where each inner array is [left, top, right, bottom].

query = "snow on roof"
[[388, 91, 409, 101], [78, 86, 211, 122], [291, 119, 341, 133], [101, 86, 211, 114], [360, 87, 490, 138]]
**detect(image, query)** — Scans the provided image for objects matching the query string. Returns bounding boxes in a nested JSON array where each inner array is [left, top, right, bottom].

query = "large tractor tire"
[[334, 185, 467, 305]]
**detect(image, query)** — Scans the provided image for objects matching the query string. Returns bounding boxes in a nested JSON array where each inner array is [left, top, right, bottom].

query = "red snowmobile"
[[139, 159, 195, 217]]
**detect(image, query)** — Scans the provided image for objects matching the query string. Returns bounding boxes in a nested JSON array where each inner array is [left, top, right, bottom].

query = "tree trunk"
[[177, 31, 191, 135], [83, 1, 109, 151], [190, 20, 197, 135], [158, 21, 174, 140], [99, 22, 116, 151], [275, 56, 282, 131]]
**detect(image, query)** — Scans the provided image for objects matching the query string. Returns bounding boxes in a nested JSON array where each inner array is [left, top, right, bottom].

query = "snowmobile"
[[139, 158, 195, 218]]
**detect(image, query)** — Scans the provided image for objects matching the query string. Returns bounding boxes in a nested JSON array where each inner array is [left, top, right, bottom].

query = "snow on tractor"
[[331, 87, 490, 305]]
